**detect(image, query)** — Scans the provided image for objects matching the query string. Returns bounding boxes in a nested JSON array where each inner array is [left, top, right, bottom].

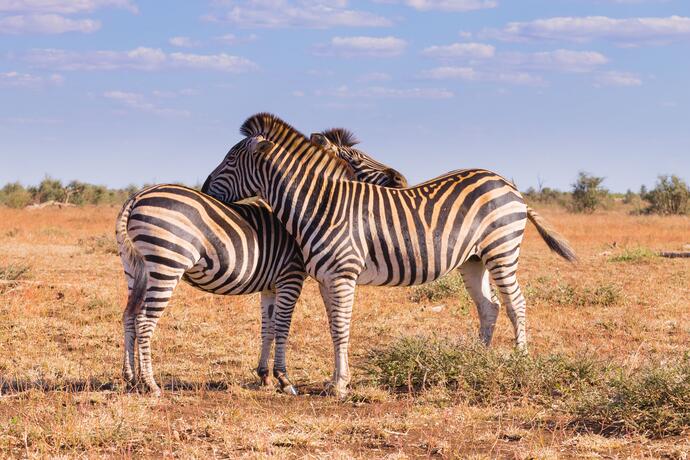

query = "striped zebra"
[[116, 133, 406, 397], [202, 113, 577, 398]]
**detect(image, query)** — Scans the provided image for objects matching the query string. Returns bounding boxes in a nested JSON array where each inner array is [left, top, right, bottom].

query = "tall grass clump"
[[572, 358, 690, 437], [368, 335, 690, 438], [368, 336, 599, 405]]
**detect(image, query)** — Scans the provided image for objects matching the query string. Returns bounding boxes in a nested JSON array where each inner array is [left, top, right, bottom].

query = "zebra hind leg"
[[135, 277, 180, 396], [459, 258, 500, 346], [271, 272, 306, 396], [486, 261, 527, 351], [258, 290, 276, 388], [122, 309, 137, 389]]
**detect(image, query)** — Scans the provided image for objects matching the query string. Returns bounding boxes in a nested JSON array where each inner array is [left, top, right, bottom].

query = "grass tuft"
[[368, 335, 690, 438], [0, 263, 31, 282], [78, 234, 119, 255], [527, 278, 621, 308], [409, 272, 471, 303], [572, 357, 690, 438], [609, 246, 658, 263], [368, 335, 599, 405]]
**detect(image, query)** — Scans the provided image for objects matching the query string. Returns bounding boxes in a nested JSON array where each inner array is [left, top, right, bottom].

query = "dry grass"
[[0, 205, 689, 458]]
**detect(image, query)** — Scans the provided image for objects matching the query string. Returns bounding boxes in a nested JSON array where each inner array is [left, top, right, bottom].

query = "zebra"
[[202, 113, 577, 398], [116, 132, 407, 397]]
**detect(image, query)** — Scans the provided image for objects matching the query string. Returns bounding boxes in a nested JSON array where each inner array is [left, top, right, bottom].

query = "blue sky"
[[1, 0, 689, 192]]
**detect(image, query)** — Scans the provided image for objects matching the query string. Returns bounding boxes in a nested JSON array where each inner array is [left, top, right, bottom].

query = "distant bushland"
[[0, 178, 197, 209]]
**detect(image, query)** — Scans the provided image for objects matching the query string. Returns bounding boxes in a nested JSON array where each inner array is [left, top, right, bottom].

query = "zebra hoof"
[[281, 385, 299, 396]]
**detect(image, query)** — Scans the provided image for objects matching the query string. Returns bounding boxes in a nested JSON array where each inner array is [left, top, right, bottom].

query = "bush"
[[643, 175, 690, 215], [571, 172, 608, 213], [523, 186, 569, 207], [0, 182, 32, 208], [30, 176, 67, 203]]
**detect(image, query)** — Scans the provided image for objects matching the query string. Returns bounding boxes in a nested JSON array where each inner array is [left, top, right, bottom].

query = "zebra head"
[[310, 128, 408, 188], [201, 136, 264, 203], [202, 114, 408, 203]]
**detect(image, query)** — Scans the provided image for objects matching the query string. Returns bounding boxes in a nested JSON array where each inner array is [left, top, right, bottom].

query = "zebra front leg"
[[271, 272, 305, 396], [257, 290, 276, 388], [320, 279, 357, 399], [459, 258, 500, 346]]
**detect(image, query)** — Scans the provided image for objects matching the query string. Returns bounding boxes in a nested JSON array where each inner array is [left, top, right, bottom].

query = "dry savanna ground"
[[0, 204, 688, 458]]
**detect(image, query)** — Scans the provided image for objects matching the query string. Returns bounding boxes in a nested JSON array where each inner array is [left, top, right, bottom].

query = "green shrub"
[[0, 182, 32, 208], [643, 175, 690, 215], [571, 172, 608, 213], [409, 272, 471, 303]]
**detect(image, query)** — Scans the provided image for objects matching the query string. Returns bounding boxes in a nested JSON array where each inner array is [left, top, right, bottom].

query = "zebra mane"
[[322, 128, 360, 147], [240, 112, 306, 140], [239, 112, 356, 180]]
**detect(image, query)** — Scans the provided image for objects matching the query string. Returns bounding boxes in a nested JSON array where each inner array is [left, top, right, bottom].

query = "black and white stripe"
[[116, 130, 407, 395], [202, 113, 577, 397]]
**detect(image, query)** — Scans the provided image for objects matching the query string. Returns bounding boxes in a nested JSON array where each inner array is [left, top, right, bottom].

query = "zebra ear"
[[255, 139, 274, 154], [310, 133, 331, 148]]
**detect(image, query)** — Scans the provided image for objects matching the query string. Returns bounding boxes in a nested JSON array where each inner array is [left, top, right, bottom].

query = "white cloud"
[[319, 85, 454, 99], [357, 71, 391, 82], [420, 66, 544, 85], [486, 15, 690, 45], [317, 36, 406, 57], [419, 48, 607, 86], [169, 52, 257, 71], [168, 36, 199, 48], [152, 88, 199, 98], [206, 0, 391, 28], [595, 71, 643, 87], [0, 0, 137, 14], [403, 0, 496, 11], [24, 47, 258, 72], [215, 33, 258, 45], [0, 13, 99, 33], [0, 0, 136, 34], [505, 49, 609, 72], [420, 66, 477, 80], [104, 90, 190, 117], [0, 70, 63, 87], [422, 42, 495, 59]]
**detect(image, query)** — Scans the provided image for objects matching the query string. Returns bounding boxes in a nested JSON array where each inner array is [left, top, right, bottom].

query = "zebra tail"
[[526, 206, 578, 262], [116, 196, 148, 316]]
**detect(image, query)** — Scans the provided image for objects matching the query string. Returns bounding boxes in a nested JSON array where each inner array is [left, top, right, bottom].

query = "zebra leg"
[[320, 279, 357, 399], [459, 258, 500, 346], [487, 262, 527, 351], [271, 271, 305, 396], [122, 309, 137, 388], [257, 290, 276, 387], [135, 277, 180, 396]]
